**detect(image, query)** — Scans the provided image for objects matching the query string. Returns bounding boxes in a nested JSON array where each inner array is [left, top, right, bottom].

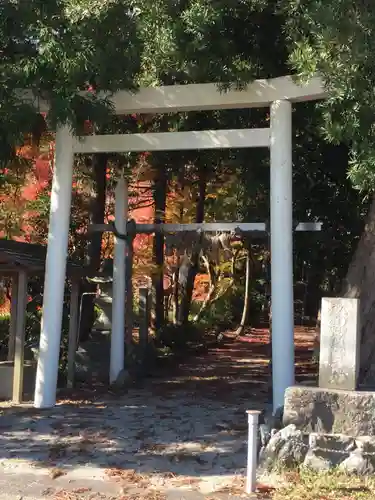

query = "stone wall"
[[259, 424, 375, 475]]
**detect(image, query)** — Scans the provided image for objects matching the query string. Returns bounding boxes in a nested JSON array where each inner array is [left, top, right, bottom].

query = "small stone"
[[258, 432, 284, 471], [314, 434, 356, 452], [303, 449, 332, 471], [278, 437, 308, 467], [356, 436, 375, 453], [273, 406, 284, 428], [259, 423, 271, 447], [266, 430, 284, 455], [339, 450, 374, 475], [258, 425, 307, 470], [257, 409, 281, 451], [309, 433, 318, 449], [279, 424, 299, 441]]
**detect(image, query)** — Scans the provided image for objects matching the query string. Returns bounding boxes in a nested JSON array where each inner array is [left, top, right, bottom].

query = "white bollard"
[[246, 410, 261, 494]]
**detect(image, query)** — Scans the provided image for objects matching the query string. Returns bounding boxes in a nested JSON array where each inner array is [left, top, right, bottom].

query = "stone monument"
[[319, 297, 360, 391], [258, 296, 375, 474], [283, 297, 364, 435]]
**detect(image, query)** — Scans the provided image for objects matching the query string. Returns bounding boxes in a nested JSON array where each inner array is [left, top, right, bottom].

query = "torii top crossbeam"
[[29, 75, 326, 115]]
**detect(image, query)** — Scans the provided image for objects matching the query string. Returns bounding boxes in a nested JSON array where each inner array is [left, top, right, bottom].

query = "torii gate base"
[[33, 75, 327, 411]]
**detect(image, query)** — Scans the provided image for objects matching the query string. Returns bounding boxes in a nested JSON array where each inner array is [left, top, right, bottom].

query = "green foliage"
[[0, 154, 34, 239], [0, 314, 10, 353], [194, 293, 237, 329], [282, 0, 375, 190], [0, 0, 142, 162], [0, 0, 288, 160], [0, 310, 41, 357], [173, 0, 288, 84], [1, 0, 371, 342], [157, 323, 203, 350]]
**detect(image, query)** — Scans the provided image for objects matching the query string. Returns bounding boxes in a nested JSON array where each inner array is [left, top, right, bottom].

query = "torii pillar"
[[34, 126, 74, 408], [270, 100, 294, 411]]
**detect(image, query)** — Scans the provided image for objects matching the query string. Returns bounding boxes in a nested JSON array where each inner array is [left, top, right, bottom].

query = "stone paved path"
[[0, 328, 315, 499]]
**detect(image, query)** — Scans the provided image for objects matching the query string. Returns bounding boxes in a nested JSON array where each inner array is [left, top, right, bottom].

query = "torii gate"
[[91, 210, 321, 382], [32, 75, 327, 410]]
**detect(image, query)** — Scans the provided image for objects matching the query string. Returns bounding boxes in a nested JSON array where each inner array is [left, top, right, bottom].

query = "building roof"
[[0, 239, 82, 276]]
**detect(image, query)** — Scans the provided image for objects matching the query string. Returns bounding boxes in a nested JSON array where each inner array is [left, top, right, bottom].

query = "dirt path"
[[0, 327, 317, 499]]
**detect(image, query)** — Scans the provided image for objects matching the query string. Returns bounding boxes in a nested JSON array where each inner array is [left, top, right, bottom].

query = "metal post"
[[110, 176, 128, 383], [12, 270, 28, 404], [34, 125, 74, 408], [67, 280, 80, 389], [246, 410, 260, 494], [270, 100, 294, 412]]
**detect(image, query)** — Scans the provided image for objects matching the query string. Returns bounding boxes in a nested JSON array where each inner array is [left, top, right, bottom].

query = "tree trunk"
[[178, 169, 207, 325], [235, 248, 252, 336], [172, 167, 185, 324], [172, 268, 179, 324], [192, 256, 216, 322], [341, 194, 375, 386], [304, 266, 324, 320], [79, 154, 108, 342], [152, 167, 167, 331]]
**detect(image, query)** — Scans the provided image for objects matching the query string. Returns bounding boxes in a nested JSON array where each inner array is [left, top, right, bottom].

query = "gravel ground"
[[0, 329, 315, 499]]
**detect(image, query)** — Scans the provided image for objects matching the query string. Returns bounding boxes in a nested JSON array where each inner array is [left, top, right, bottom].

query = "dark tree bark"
[[172, 167, 186, 324], [304, 267, 324, 320], [341, 195, 375, 386], [178, 168, 207, 325], [152, 167, 167, 331], [172, 267, 179, 324], [79, 154, 108, 342]]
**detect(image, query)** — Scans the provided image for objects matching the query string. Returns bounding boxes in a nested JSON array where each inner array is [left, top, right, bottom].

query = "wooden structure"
[[0, 239, 81, 403]]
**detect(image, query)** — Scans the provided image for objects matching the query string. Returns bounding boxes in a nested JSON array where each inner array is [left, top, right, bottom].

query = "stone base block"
[[0, 361, 37, 400], [75, 332, 110, 383], [284, 386, 375, 436], [259, 424, 375, 474]]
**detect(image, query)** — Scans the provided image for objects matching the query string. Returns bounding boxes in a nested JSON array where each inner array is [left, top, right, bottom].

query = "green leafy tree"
[[282, 0, 375, 187], [1, 0, 370, 382], [0, 0, 142, 158], [282, 0, 375, 384]]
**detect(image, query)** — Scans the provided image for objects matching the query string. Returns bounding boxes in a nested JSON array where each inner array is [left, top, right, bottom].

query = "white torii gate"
[[33, 75, 327, 410]]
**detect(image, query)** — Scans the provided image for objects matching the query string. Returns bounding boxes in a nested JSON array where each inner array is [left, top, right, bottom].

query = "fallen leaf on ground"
[[50, 468, 66, 479], [105, 468, 150, 488], [257, 484, 276, 493]]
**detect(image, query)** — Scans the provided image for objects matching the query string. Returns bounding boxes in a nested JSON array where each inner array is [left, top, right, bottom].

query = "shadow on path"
[[0, 327, 317, 499]]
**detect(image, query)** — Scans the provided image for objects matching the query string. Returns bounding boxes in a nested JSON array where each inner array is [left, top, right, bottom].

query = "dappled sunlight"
[[0, 326, 317, 498]]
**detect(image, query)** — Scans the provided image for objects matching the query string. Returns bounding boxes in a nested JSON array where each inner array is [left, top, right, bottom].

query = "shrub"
[[0, 313, 10, 355], [156, 322, 203, 350]]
